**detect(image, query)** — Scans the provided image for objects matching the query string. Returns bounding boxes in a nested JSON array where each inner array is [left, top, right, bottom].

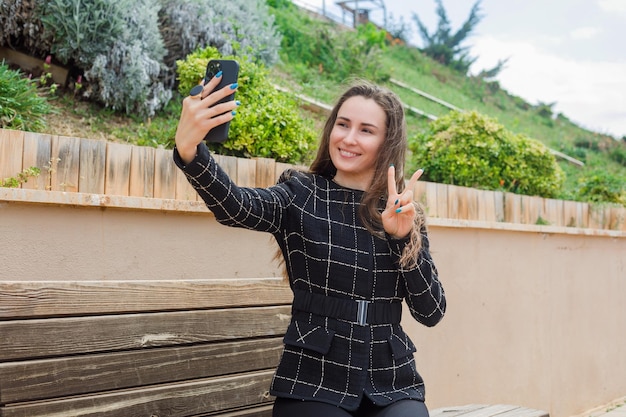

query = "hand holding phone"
[[200, 59, 240, 143]]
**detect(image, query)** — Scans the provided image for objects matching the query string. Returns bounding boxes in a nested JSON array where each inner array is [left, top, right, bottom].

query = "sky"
[[294, 0, 626, 139]]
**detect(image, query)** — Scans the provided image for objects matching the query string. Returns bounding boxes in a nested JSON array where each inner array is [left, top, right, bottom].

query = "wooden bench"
[[0, 278, 292, 417], [0, 279, 551, 417], [432, 404, 549, 417]]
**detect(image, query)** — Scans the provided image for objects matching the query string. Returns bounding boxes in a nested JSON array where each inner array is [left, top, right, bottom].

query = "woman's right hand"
[[174, 74, 239, 164]]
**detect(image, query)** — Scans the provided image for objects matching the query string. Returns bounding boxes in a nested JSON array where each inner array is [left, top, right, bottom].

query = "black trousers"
[[272, 396, 430, 417]]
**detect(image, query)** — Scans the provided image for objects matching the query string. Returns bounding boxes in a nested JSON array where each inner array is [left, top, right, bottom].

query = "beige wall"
[[1, 189, 624, 417]]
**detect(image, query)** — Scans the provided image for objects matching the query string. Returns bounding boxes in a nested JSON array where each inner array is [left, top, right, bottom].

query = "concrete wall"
[[1, 188, 624, 417]]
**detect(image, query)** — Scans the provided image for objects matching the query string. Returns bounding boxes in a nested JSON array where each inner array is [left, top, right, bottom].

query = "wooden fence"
[[1, 128, 624, 231]]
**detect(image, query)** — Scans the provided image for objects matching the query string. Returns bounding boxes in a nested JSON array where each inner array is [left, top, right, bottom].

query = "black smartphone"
[[202, 59, 239, 143]]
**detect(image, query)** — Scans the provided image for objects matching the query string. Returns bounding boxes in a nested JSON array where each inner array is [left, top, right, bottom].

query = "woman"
[[174, 75, 446, 417]]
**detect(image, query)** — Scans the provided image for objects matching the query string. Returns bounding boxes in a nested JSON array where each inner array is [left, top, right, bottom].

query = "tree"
[[412, 0, 483, 73]]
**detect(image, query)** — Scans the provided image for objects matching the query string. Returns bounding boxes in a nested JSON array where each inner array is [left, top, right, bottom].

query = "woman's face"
[[329, 96, 386, 190]]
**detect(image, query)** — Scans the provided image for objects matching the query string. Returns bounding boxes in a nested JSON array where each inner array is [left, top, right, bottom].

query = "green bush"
[[409, 110, 565, 198], [0, 62, 51, 131], [575, 169, 626, 206], [269, 2, 389, 83], [176, 47, 317, 163], [158, 0, 282, 87]]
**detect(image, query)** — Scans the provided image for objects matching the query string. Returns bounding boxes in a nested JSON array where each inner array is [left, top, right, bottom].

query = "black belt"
[[292, 289, 402, 326]]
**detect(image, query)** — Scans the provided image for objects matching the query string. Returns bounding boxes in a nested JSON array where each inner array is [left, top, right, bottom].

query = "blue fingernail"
[[395, 208, 402, 213], [389, 163, 394, 167], [215, 71, 223, 77], [231, 110, 237, 116], [236, 100, 241, 106], [394, 199, 399, 205], [230, 83, 238, 89]]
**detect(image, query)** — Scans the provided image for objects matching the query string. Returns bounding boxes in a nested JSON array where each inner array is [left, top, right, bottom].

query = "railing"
[[1, 128, 624, 231]]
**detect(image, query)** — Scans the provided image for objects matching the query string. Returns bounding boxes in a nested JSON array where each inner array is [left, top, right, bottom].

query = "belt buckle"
[[356, 300, 370, 326]]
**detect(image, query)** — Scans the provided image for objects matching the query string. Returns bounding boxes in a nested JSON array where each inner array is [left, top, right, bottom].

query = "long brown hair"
[[309, 80, 425, 267]]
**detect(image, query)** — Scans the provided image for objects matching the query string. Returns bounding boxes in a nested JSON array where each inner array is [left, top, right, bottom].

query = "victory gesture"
[[382, 165, 423, 239]]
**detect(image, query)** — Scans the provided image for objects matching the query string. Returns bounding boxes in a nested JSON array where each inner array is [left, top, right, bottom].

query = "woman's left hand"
[[382, 166, 423, 239]]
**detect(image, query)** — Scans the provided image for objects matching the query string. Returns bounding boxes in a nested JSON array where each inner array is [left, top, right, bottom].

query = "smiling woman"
[[172, 78, 446, 416]]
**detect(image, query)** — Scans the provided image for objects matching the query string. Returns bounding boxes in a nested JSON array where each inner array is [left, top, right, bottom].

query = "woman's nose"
[[342, 129, 358, 144]]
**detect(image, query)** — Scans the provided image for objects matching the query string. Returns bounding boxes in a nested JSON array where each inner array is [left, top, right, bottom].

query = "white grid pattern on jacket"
[[174, 144, 446, 411]]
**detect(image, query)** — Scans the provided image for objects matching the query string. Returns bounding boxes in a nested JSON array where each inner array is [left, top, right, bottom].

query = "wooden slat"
[[504, 193, 522, 224], [213, 405, 273, 417], [0, 128, 24, 182], [154, 147, 176, 199], [478, 189, 497, 222], [50, 135, 80, 192], [105, 142, 131, 196], [431, 405, 488, 417], [0, 370, 275, 417], [237, 157, 257, 187], [78, 138, 106, 194], [0, 337, 283, 403], [254, 157, 277, 188], [21, 131, 52, 190], [175, 167, 198, 201], [424, 182, 439, 217], [431, 405, 549, 417], [0, 305, 291, 361], [0, 278, 292, 319], [219, 154, 239, 180], [274, 162, 292, 182], [129, 145, 155, 198]]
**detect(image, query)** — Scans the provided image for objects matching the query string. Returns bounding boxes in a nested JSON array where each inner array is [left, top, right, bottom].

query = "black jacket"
[[174, 143, 446, 411]]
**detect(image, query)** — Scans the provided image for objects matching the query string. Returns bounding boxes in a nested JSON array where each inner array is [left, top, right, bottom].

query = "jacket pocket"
[[388, 331, 417, 359], [283, 321, 335, 355]]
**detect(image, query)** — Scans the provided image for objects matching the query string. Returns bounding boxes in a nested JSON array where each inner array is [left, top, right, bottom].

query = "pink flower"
[[45, 55, 52, 65]]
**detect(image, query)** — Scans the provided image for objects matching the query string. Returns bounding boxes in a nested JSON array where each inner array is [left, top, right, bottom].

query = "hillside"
[[34, 2, 625, 204]]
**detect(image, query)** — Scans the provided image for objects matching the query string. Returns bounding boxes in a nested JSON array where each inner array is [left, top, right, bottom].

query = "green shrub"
[[0, 167, 41, 188], [36, 0, 170, 118], [269, 2, 389, 82], [409, 110, 565, 198], [0, 62, 51, 131], [176, 47, 317, 163], [158, 0, 281, 86], [576, 169, 626, 206]]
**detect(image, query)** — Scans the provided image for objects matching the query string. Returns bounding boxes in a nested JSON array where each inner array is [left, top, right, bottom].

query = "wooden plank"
[[0, 305, 291, 361], [215, 405, 273, 417], [504, 193, 522, 224], [154, 147, 176, 199], [0, 337, 283, 403], [431, 405, 488, 417], [413, 180, 428, 207], [237, 157, 257, 187], [0, 128, 24, 183], [21, 131, 52, 190], [0, 278, 292, 319], [50, 135, 80, 192], [478, 189, 497, 222], [220, 154, 239, 182], [274, 162, 292, 182], [129, 145, 155, 198], [542, 198, 562, 226], [494, 191, 505, 222], [105, 142, 131, 196], [424, 182, 439, 217], [78, 138, 106, 194], [254, 157, 277, 188], [0, 370, 275, 417], [435, 183, 449, 218], [175, 167, 198, 201], [465, 187, 480, 221], [455, 404, 520, 417], [562, 200, 581, 227]]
